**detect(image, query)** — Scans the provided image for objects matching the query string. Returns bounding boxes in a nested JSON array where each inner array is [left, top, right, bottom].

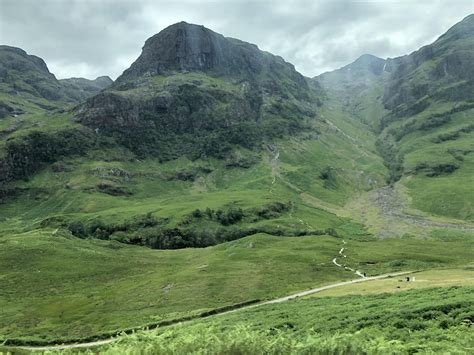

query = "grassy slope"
[[0, 69, 395, 341], [395, 103, 474, 221], [91, 282, 474, 354], [1, 78, 473, 343], [0, 231, 345, 341]]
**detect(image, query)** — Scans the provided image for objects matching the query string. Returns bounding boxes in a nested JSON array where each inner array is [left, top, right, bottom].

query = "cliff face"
[[114, 22, 307, 89]]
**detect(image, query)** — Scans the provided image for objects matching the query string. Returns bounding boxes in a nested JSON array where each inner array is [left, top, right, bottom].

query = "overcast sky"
[[1, 0, 473, 80]]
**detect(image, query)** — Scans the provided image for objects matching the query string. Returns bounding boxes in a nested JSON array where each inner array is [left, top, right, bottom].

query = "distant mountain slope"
[[0, 45, 62, 101], [383, 13, 474, 117], [59, 76, 113, 102], [0, 45, 113, 117], [314, 14, 474, 220]]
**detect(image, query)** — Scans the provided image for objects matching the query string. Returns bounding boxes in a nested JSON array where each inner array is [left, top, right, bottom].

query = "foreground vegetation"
[[71, 285, 473, 354]]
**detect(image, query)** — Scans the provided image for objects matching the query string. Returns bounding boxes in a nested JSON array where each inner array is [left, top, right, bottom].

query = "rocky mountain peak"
[[114, 22, 304, 87], [349, 54, 386, 76]]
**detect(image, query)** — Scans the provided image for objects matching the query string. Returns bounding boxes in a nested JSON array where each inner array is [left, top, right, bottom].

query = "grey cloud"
[[0, 0, 473, 80]]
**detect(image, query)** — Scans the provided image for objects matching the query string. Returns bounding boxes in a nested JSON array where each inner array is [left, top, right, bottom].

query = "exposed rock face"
[[115, 22, 307, 90], [75, 81, 260, 134]]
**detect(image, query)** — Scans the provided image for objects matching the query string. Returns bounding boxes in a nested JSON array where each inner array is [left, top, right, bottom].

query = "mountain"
[[115, 22, 307, 84], [383, 13, 474, 116], [0, 45, 62, 100], [75, 22, 316, 159], [59, 76, 113, 102], [0, 45, 66, 115], [314, 13, 474, 220], [0, 45, 113, 118]]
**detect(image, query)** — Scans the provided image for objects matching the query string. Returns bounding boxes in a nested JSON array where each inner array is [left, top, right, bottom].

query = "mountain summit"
[[115, 22, 306, 87]]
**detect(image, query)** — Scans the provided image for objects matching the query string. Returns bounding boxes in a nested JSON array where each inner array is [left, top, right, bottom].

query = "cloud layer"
[[1, 0, 473, 79]]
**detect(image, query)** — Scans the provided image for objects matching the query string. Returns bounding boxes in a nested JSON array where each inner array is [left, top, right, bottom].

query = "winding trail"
[[11, 271, 413, 352], [332, 240, 366, 278]]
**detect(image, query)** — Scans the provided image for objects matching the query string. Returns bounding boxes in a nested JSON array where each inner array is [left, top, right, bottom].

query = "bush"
[[0, 128, 98, 184], [426, 163, 459, 177]]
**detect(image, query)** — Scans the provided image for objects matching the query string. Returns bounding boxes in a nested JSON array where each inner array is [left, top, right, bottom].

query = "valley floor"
[[3, 268, 472, 353]]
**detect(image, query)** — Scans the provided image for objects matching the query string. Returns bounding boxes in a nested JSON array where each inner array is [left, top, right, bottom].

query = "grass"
[[0, 97, 472, 344], [1, 228, 472, 343], [79, 285, 474, 354], [0, 231, 347, 342], [311, 268, 474, 297], [397, 104, 474, 221]]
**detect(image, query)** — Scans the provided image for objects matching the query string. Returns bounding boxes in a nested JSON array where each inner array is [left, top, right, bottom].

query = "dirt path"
[[11, 271, 413, 352]]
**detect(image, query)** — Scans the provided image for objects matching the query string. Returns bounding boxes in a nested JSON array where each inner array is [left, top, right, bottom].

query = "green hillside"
[[315, 14, 474, 221]]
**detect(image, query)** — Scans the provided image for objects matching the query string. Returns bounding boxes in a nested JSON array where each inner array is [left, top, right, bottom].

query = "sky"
[[1, 0, 473, 80]]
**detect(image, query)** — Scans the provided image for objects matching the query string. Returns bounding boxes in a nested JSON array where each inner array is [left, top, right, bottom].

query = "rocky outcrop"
[[75, 80, 260, 134]]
